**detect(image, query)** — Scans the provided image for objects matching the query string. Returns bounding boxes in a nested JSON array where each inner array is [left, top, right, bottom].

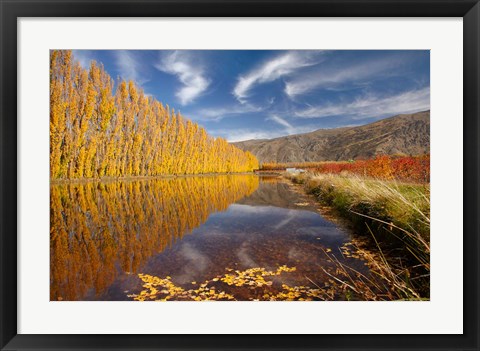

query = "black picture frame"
[[1, 0, 478, 350]]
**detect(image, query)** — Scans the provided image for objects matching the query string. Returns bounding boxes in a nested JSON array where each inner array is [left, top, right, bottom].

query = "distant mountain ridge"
[[233, 111, 430, 163]]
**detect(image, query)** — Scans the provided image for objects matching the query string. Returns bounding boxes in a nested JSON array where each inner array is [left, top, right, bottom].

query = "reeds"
[[288, 172, 430, 300]]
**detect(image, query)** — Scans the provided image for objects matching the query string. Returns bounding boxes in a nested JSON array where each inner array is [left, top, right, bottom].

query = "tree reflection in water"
[[50, 175, 259, 301]]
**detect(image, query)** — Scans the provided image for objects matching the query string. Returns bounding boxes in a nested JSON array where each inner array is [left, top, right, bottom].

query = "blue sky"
[[72, 50, 430, 142]]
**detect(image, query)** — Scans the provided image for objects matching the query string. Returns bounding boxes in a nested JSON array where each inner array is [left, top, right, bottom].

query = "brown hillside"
[[233, 111, 430, 163]]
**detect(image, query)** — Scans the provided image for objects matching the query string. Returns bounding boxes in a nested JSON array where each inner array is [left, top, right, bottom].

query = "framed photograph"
[[1, 0, 478, 350]]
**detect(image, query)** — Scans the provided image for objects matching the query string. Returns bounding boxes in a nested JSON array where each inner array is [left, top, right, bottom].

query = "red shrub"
[[260, 155, 429, 183]]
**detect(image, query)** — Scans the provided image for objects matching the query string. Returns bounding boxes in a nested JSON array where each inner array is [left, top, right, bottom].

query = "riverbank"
[[286, 172, 430, 299], [50, 172, 258, 185]]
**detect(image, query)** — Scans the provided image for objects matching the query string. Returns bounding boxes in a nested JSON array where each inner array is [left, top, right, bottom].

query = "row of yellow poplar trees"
[[50, 50, 259, 179]]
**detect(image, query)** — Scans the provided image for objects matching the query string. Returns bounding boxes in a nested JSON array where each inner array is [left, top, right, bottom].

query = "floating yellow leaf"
[[129, 265, 317, 302]]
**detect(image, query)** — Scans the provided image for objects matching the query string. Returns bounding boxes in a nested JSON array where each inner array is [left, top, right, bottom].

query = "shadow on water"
[[50, 175, 371, 301]]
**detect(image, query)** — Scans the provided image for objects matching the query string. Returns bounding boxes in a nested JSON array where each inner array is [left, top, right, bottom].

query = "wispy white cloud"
[[233, 51, 324, 103], [212, 128, 284, 142], [155, 51, 210, 106], [227, 204, 276, 214], [72, 50, 94, 68], [266, 115, 293, 130], [273, 210, 298, 230], [213, 123, 316, 143], [194, 104, 263, 122], [264, 114, 320, 138], [237, 243, 258, 267], [174, 243, 211, 284], [285, 55, 407, 98], [295, 87, 430, 119], [114, 51, 148, 85]]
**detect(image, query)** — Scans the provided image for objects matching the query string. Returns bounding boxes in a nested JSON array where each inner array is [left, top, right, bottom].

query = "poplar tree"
[[50, 50, 259, 180]]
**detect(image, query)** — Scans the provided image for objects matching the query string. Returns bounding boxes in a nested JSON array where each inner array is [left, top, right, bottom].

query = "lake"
[[50, 175, 372, 301]]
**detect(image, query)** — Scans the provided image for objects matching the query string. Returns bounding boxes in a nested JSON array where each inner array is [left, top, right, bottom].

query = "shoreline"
[[50, 172, 260, 185], [284, 172, 430, 299]]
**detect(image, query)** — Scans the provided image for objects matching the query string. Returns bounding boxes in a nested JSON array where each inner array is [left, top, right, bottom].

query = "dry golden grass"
[[287, 172, 430, 300]]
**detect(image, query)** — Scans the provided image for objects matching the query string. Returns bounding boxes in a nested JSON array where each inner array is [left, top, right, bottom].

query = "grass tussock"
[[287, 172, 430, 299]]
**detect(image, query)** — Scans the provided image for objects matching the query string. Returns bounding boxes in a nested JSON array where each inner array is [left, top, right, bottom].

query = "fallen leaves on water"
[[127, 265, 329, 301], [128, 274, 235, 301]]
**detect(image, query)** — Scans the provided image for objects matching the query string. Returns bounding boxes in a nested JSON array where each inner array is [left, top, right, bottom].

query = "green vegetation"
[[287, 172, 430, 300]]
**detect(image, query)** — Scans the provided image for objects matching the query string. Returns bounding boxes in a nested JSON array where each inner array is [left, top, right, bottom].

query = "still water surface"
[[50, 175, 370, 301]]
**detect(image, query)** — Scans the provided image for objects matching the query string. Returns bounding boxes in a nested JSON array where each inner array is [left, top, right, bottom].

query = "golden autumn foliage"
[[50, 175, 259, 301], [50, 50, 259, 180], [129, 265, 332, 301]]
